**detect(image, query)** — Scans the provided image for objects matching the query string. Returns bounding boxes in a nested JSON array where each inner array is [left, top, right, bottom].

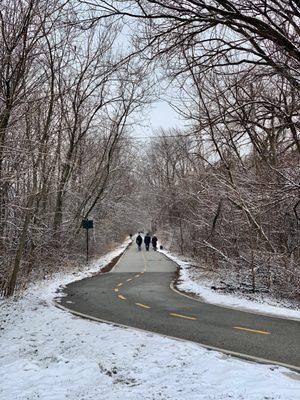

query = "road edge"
[[52, 244, 300, 372], [53, 300, 300, 373], [158, 250, 300, 323], [54, 239, 132, 298]]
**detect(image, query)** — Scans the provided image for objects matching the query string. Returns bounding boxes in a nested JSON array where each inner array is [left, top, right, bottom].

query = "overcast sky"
[[132, 100, 186, 140]]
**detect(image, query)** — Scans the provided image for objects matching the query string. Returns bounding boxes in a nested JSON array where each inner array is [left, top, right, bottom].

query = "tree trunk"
[[6, 194, 35, 297]]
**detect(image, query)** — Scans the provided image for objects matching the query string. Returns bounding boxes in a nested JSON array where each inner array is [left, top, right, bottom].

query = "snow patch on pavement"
[[0, 241, 299, 400], [160, 249, 300, 321]]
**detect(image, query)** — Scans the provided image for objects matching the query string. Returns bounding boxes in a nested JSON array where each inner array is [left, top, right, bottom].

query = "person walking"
[[151, 235, 158, 250], [144, 233, 151, 251], [136, 234, 143, 251]]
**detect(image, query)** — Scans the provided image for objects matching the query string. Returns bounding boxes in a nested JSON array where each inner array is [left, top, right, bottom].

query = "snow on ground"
[[159, 249, 300, 321], [0, 241, 300, 400]]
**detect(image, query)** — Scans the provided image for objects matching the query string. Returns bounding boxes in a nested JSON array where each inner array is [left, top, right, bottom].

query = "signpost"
[[81, 219, 94, 261]]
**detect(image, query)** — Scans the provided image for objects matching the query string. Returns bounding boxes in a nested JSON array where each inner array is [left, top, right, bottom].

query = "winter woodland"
[[0, 1, 299, 303]]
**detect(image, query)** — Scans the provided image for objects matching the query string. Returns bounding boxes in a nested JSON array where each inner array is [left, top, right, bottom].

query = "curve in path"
[[55, 244, 300, 371]]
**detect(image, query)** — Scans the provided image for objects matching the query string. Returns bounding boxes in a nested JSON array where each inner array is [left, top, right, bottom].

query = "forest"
[[0, 0, 299, 302]]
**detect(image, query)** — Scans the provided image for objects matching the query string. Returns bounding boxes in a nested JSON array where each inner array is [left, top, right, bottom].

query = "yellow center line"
[[170, 312, 197, 321], [126, 278, 132, 282], [114, 288, 119, 292], [117, 283, 123, 287], [118, 294, 126, 300], [234, 326, 271, 335], [136, 303, 151, 309]]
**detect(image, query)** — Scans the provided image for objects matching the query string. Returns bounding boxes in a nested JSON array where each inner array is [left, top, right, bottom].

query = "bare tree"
[[80, 1, 300, 88], [1, 1, 151, 297]]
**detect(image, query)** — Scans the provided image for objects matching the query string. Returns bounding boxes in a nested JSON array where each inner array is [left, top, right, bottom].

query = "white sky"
[[133, 100, 186, 139], [113, 17, 187, 140]]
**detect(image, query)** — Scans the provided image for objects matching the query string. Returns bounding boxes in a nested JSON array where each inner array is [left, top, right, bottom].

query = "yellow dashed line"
[[117, 283, 123, 287], [170, 313, 197, 321], [114, 288, 119, 292], [136, 303, 151, 309], [234, 326, 271, 335], [118, 295, 126, 300], [126, 278, 132, 282]]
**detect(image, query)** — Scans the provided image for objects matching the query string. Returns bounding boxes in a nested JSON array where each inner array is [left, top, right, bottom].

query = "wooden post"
[[86, 228, 89, 262]]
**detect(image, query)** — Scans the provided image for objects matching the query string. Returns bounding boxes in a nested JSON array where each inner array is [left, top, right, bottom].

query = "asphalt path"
[[56, 243, 300, 370]]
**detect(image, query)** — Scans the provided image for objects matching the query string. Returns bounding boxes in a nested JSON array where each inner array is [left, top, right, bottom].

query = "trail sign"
[[81, 219, 94, 261], [81, 219, 94, 229]]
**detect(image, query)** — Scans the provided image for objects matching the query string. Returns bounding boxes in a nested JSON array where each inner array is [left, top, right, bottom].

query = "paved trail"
[[57, 244, 300, 370]]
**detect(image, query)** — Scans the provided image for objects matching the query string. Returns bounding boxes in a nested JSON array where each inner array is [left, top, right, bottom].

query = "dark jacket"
[[152, 236, 158, 245], [136, 235, 142, 245], [144, 235, 151, 245]]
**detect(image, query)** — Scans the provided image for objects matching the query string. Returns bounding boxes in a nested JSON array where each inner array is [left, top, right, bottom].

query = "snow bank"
[[0, 241, 299, 400], [160, 249, 300, 321]]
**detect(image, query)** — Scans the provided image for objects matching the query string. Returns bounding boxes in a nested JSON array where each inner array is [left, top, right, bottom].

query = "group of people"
[[135, 233, 158, 251]]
